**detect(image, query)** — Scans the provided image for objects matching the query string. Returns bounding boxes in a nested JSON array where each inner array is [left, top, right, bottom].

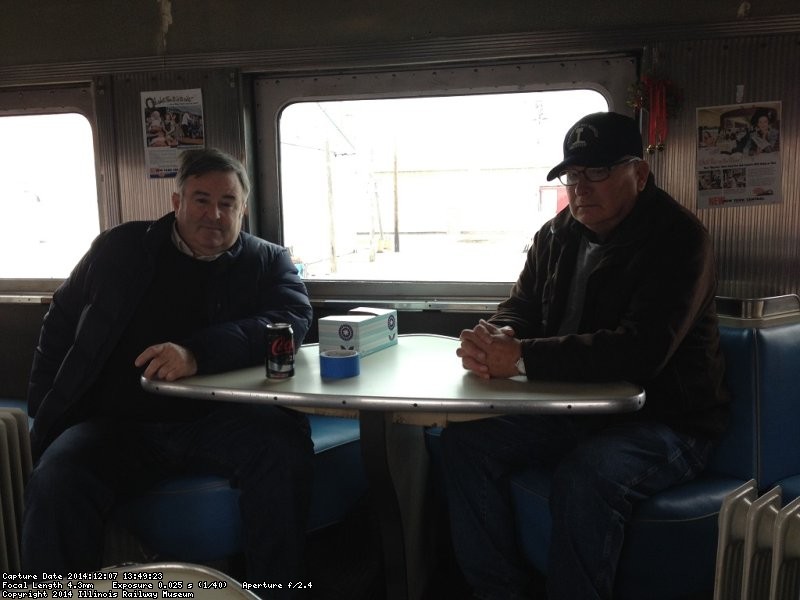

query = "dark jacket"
[[492, 175, 730, 439], [27, 213, 313, 458]]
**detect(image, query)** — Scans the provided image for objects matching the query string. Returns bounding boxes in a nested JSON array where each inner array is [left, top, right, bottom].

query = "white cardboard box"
[[318, 307, 398, 357]]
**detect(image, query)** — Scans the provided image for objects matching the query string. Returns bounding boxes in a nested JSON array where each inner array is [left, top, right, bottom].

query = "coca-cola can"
[[266, 323, 295, 379]]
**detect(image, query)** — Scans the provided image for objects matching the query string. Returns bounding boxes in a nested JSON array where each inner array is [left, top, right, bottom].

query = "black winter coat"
[[28, 213, 313, 458], [492, 175, 730, 439]]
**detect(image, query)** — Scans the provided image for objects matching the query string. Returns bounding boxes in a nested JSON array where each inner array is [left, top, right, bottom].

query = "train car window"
[[279, 90, 606, 282], [254, 55, 635, 300], [0, 113, 99, 279]]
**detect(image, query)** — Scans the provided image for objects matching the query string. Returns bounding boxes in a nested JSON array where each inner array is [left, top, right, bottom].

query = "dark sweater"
[[89, 243, 219, 421]]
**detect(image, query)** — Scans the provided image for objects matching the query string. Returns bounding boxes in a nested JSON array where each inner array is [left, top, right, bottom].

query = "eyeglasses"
[[557, 158, 640, 187]]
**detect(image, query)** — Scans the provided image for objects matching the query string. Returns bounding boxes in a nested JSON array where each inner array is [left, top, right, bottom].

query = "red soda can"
[[266, 323, 295, 379]]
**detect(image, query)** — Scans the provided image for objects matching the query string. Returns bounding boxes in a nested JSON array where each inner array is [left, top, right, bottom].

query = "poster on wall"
[[141, 88, 205, 178], [695, 101, 781, 209]]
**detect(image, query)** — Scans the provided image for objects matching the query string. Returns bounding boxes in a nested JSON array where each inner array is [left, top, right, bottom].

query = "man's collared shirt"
[[171, 223, 222, 261]]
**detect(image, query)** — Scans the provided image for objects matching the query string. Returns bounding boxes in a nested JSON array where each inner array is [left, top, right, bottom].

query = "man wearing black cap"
[[441, 112, 729, 599]]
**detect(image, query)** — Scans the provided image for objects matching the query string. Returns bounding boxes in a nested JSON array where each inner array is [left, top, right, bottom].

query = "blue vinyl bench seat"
[[425, 316, 800, 599], [509, 462, 751, 596], [512, 319, 800, 598], [111, 413, 367, 562], [1, 398, 367, 565], [0, 399, 27, 411], [777, 475, 800, 499]]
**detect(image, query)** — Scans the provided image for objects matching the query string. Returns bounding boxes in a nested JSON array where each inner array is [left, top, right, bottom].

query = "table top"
[[142, 334, 645, 419]]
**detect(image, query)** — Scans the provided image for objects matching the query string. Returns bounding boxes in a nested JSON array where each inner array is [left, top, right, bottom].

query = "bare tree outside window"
[[280, 90, 607, 282]]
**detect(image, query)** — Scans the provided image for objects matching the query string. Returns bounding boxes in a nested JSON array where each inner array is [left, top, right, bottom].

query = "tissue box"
[[318, 307, 398, 357]]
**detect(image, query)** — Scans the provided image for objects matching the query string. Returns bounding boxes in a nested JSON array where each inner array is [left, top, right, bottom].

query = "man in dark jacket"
[[22, 148, 314, 593], [442, 112, 730, 599]]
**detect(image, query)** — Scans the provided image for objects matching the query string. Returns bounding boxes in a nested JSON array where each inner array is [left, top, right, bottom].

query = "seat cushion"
[[0, 399, 34, 432], [755, 322, 800, 488], [510, 466, 748, 599], [0, 398, 27, 412], [776, 475, 800, 501], [708, 326, 758, 479], [112, 414, 366, 561]]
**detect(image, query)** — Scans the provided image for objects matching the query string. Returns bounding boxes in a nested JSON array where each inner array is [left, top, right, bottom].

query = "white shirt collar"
[[171, 222, 222, 261]]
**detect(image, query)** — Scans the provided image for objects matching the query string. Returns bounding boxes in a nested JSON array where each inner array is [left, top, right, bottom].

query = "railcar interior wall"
[[1, 3, 799, 412], [2, 3, 800, 597]]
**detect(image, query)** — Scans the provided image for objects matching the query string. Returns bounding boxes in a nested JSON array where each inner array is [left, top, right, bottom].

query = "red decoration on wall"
[[626, 76, 682, 153], [644, 76, 668, 151]]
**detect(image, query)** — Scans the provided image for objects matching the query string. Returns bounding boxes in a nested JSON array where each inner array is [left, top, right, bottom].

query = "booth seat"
[[425, 316, 800, 599], [110, 413, 367, 563], [777, 475, 800, 499], [0, 397, 367, 565], [0, 399, 27, 411]]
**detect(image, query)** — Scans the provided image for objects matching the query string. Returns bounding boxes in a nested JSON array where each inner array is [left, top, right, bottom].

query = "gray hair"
[[176, 148, 251, 199]]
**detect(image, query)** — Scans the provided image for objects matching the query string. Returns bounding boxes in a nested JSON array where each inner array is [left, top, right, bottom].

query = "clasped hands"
[[457, 319, 523, 379]]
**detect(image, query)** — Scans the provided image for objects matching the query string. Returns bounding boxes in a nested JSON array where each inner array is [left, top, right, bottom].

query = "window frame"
[[0, 82, 103, 294], [252, 54, 638, 304]]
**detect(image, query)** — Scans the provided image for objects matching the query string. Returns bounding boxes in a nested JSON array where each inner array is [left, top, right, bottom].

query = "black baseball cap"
[[546, 112, 644, 181]]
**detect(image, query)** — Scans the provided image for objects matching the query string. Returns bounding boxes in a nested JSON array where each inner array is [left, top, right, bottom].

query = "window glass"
[[0, 113, 99, 278], [279, 90, 607, 282]]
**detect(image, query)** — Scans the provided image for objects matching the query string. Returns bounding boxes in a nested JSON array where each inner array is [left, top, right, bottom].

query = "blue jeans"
[[440, 415, 711, 600], [22, 403, 313, 598]]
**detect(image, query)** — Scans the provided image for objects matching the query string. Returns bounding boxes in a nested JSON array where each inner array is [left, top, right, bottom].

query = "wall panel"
[[109, 69, 245, 224], [650, 34, 800, 297], [3, 17, 798, 299]]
